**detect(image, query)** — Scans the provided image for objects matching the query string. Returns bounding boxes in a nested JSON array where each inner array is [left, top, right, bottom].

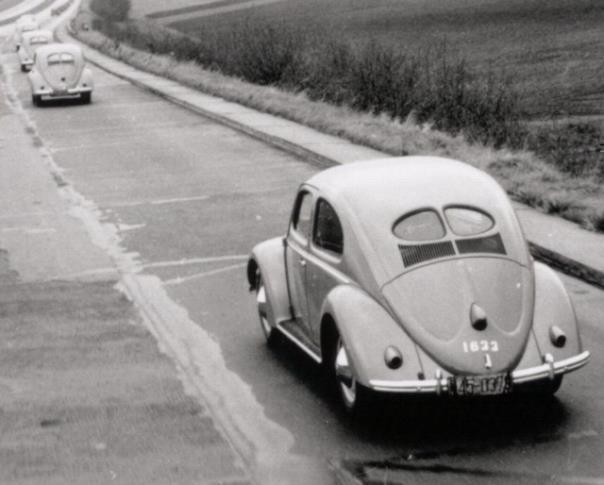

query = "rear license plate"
[[448, 373, 512, 396]]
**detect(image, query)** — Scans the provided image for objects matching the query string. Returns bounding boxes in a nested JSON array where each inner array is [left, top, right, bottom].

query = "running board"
[[275, 320, 322, 364]]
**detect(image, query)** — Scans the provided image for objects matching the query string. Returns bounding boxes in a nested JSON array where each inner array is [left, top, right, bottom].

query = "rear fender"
[[81, 67, 93, 89], [247, 237, 291, 327], [321, 285, 421, 386], [531, 261, 582, 360]]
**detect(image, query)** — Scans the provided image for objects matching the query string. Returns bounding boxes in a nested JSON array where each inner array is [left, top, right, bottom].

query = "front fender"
[[321, 285, 422, 387], [531, 261, 583, 360], [247, 237, 290, 327]]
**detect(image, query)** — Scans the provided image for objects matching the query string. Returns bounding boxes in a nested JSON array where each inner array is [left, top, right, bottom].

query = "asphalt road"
[[4, 47, 604, 485]]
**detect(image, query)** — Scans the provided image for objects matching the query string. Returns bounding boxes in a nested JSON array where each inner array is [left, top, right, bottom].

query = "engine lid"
[[382, 257, 534, 375]]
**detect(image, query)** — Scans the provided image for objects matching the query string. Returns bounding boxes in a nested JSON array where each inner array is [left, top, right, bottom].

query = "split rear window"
[[47, 53, 75, 65], [393, 207, 495, 240], [393, 210, 445, 241], [445, 207, 494, 236]]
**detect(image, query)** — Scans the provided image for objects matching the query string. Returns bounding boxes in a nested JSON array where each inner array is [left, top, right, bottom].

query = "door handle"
[[299, 259, 306, 267]]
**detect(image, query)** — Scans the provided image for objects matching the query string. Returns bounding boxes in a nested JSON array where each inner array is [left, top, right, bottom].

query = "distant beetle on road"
[[247, 157, 589, 416], [28, 43, 94, 106], [17, 29, 53, 72]]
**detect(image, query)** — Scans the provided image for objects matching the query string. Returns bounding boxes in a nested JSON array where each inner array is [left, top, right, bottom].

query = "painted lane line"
[[150, 195, 211, 205], [143, 254, 248, 269], [103, 195, 210, 208], [116, 222, 146, 232], [0, 211, 56, 220], [1, 226, 57, 234], [59, 267, 120, 280], [163, 262, 246, 286]]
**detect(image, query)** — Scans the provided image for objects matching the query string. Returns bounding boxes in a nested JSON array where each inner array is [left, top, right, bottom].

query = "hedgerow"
[[95, 17, 523, 148], [90, 0, 130, 22]]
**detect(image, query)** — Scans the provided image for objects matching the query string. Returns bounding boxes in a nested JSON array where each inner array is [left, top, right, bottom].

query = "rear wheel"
[[255, 271, 280, 347], [331, 335, 372, 415], [32, 94, 42, 106], [20, 64, 27, 72], [81, 92, 91, 104]]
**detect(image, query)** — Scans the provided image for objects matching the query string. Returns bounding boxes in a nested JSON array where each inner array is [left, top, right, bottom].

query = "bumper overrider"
[[369, 350, 590, 394]]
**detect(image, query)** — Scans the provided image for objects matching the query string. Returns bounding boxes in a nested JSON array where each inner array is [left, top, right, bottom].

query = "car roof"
[[17, 16, 36, 26], [36, 42, 83, 57], [304, 157, 529, 281], [17, 21, 38, 30], [305, 156, 510, 221], [23, 29, 53, 41]]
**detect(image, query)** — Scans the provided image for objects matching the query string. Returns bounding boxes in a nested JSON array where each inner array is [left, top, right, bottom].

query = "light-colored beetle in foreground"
[[28, 43, 93, 106], [247, 157, 590, 414]]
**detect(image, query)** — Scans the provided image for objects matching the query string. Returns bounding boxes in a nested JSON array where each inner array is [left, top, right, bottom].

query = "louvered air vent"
[[399, 241, 455, 267], [456, 233, 506, 255]]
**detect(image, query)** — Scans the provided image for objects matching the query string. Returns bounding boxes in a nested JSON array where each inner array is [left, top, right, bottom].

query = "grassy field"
[[169, 0, 604, 119]]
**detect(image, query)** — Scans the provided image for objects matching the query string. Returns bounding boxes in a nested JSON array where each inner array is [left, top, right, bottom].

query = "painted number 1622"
[[462, 340, 499, 353]]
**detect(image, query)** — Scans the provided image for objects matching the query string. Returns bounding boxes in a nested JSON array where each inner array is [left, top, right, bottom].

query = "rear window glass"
[[48, 53, 75, 65], [445, 207, 494, 236], [393, 210, 445, 241]]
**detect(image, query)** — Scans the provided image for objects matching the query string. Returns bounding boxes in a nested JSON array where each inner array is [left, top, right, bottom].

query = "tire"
[[81, 92, 91, 104], [528, 375, 563, 395], [331, 334, 372, 416], [20, 64, 27, 73], [32, 94, 41, 106], [255, 271, 280, 347]]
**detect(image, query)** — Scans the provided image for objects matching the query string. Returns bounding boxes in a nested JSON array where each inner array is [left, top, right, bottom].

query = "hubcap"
[[256, 282, 272, 338], [335, 340, 356, 406]]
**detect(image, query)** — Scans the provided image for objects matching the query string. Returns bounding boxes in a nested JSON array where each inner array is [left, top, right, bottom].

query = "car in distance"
[[28, 43, 93, 106], [247, 157, 590, 415], [14, 15, 38, 51], [18, 30, 53, 72]]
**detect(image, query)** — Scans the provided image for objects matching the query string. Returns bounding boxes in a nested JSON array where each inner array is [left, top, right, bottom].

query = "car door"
[[285, 189, 314, 336], [306, 198, 346, 342]]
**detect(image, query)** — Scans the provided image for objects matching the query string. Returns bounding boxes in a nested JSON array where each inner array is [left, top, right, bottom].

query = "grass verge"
[[70, 12, 604, 232]]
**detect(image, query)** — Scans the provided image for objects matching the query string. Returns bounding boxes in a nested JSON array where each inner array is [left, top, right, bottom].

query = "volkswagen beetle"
[[14, 15, 38, 51], [247, 157, 590, 414], [28, 43, 93, 106], [18, 30, 53, 72]]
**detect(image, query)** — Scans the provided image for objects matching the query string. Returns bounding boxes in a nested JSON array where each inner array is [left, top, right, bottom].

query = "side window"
[[313, 199, 343, 255], [291, 191, 313, 241]]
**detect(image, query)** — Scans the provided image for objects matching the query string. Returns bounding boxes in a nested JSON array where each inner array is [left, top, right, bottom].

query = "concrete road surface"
[[1, 38, 603, 485]]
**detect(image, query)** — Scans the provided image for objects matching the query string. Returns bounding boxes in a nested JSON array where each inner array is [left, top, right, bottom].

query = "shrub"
[[90, 0, 131, 22], [528, 122, 604, 178]]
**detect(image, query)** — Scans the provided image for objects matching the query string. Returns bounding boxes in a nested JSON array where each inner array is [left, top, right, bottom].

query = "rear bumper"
[[33, 87, 92, 98], [368, 350, 590, 394]]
